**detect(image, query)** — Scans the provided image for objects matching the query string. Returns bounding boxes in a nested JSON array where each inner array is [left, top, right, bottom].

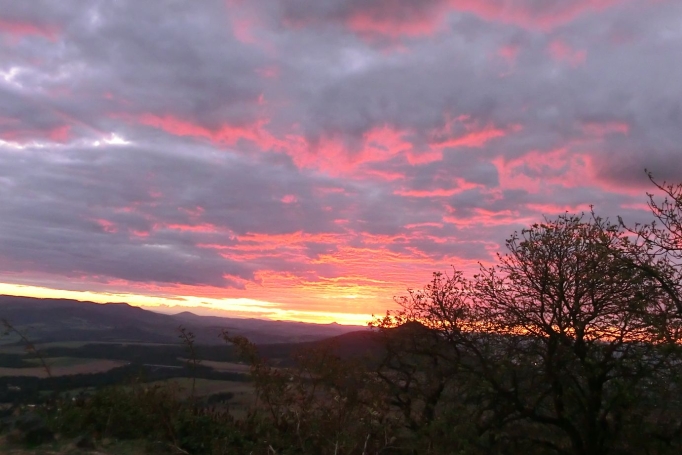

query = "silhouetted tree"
[[620, 172, 682, 319], [375, 214, 682, 455]]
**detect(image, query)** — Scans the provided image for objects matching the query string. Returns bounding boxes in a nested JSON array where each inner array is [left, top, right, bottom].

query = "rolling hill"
[[0, 295, 367, 346]]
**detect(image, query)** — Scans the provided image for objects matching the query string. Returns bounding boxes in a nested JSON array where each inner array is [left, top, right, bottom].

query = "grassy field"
[[181, 359, 250, 374], [0, 341, 179, 355], [0, 358, 127, 378], [154, 377, 256, 417], [0, 437, 148, 455], [0, 342, 90, 354], [155, 377, 253, 396]]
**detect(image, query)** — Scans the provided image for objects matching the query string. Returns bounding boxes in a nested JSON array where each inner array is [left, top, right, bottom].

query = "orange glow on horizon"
[[0, 236, 476, 325], [0, 282, 375, 326]]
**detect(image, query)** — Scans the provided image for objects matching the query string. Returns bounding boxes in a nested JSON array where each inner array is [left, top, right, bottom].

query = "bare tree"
[[620, 172, 682, 318], [641, 171, 682, 259]]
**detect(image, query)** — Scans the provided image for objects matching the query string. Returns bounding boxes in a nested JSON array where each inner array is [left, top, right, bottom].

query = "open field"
[[0, 342, 91, 354], [155, 377, 254, 397], [181, 359, 250, 374], [0, 437, 147, 455], [0, 358, 127, 378], [155, 377, 256, 417], [0, 341, 180, 355]]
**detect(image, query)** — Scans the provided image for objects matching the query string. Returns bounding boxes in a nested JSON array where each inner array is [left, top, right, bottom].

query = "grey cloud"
[[0, 0, 680, 295], [2, 0, 268, 133], [0, 142, 356, 287]]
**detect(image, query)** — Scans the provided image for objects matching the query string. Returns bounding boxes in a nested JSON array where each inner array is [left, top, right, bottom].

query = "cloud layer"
[[1, 0, 680, 322]]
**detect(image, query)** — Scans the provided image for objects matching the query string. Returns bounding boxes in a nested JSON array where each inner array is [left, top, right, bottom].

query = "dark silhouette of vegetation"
[[221, 331, 397, 454], [619, 171, 682, 319], [373, 213, 682, 454], [178, 325, 201, 400]]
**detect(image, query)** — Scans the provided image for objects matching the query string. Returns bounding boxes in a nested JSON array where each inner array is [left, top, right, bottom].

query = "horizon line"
[[0, 282, 375, 326]]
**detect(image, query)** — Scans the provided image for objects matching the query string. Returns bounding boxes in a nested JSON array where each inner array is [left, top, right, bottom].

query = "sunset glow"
[[1, 0, 681, 324]]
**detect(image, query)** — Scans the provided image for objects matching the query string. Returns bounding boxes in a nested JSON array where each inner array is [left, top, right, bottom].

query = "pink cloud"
[[394, 188, 460, 197], [493, 148, 595, 192], [431, 126, 515, 149], [179, 206, 205, 217], [345, 12, 444, 38], [282, 0, 627, 41], [48, 125, 71, 143], [0, 19, 59, 41], [443, 207, 538, 230], [448, 0, 624, 30], [0, 124, 72, 144], [394, 179, 482, 198], [280, 0, 448, 40], [136, 113, 286, 152], [404, 222, 445, 229], [280, 126, 415, 177], [225, 1, 276, 54], [255, 66, 280, 79], [619, 202, 651, 211], [497, 44, 520, 64], [232, 17, 258, 45], [525, 203, 592, 214], [94, 219, 118, 234], [582, 121, 630, 136], [138, 114, 257, 144], [162, 223, 219, 233], [548, 40, 587, 67], [199, 232, 345, 261], [363, 126, 412, 158], [430, 115, 522, 150]]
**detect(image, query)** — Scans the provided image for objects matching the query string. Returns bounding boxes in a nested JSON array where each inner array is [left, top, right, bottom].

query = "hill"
[[0, 295, 366, 346]]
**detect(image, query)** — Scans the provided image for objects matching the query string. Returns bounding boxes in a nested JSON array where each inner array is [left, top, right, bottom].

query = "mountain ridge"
[[0, 295, 367, 345]]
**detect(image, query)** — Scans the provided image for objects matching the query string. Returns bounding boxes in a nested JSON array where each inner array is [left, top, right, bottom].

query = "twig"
[[1, 318, 52, 378]]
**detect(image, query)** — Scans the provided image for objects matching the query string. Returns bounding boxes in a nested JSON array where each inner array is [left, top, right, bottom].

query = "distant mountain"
[[0, 296, 179, 344], [170, 311, 365, 344], [0, 295, 367, 346]]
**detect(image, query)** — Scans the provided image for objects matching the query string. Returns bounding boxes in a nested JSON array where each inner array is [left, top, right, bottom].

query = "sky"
[[1, 0, 681, 325]]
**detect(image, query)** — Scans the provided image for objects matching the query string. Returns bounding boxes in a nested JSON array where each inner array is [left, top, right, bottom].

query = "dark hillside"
[[170, 311, 366, 344], [0, 295, 367, 345], [0, 296, 179, 344]]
